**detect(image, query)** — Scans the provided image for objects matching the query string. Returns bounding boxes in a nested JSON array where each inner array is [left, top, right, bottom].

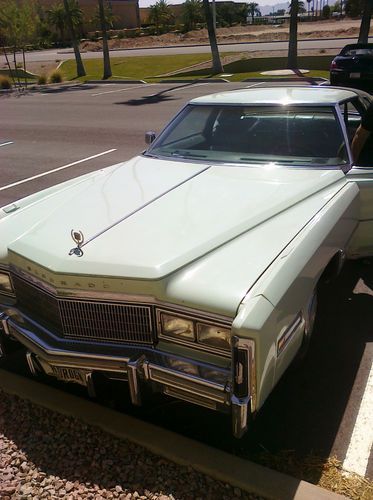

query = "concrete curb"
[[85, 79, 146, 84], [160, 78, 229, 83], [242, 77, 328, 83], [77, 35, 368, 53], [0, 370, 347, 500]]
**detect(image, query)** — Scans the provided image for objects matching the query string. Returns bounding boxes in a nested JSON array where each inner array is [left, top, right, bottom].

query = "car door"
[[341, 97, 373, 258]]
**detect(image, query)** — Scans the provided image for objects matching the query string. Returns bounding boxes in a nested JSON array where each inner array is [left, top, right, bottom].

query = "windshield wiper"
[[171, 151, 207, 159]]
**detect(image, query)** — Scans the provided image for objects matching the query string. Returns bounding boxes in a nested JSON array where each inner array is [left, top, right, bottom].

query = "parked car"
[[330, 43, 373, 90], [1, 86, 373, 437]]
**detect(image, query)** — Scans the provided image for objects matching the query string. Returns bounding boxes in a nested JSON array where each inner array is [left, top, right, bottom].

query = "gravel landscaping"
[[0, 390, 263, 500]]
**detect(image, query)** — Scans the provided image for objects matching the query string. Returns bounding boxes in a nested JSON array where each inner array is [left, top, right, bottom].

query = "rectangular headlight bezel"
[[0, 271, 15, 297], [156, 307, 231, 357]]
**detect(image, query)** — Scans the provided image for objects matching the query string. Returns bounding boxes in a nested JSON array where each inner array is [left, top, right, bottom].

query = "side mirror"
[[145, 131, 156, 145]]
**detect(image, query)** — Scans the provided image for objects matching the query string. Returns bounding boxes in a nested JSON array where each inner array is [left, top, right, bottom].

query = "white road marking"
[[0, 149, 117, 192], [245, 82, 268, 88], [91, 84, 154, 96], [0, 141, 13, 147], [343, 359, 373, 477]]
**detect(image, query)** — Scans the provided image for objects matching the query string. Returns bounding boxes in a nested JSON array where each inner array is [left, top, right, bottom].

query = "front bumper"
[[0, 308, 254, 438]]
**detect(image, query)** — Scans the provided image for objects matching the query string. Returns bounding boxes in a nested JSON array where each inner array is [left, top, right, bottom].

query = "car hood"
[[2, 156, 345, 278], [2, 156, 347, 314]]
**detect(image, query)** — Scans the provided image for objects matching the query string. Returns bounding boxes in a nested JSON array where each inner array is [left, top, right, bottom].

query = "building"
[[38, 0, 140, 30]]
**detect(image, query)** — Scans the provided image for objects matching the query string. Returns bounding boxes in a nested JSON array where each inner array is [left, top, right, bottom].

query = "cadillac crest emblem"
[[69, 229, 84, 257]]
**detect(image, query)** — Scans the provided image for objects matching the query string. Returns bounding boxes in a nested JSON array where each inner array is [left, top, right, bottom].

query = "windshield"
[[146, 104, 349, 167], [342, 46, 373, 57]]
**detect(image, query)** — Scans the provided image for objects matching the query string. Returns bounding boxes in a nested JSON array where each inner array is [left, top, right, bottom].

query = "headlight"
[[0, 273, 14, 295], [157, 309, 231, 352], [197, 323, 231, 350], [159, 312, 195, 340]]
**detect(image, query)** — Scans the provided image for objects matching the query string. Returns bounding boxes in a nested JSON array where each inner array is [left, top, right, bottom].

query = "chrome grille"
[[11, 274, 153, 345]]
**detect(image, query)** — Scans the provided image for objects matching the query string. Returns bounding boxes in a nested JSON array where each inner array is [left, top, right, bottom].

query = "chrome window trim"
[[144, 101, 353, 170], [335, 102, 354, 168]]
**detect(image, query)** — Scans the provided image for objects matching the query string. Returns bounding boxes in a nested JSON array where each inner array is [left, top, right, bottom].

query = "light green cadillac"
[[1, 86, 373, 437]]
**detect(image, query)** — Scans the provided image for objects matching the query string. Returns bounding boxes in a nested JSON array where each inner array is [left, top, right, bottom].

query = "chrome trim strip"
[[231, 395, 249, 438], [0, 270, 15, 298], [26, 352, 38, 376], [0, 314, 10, 336], [127, 357, 144, 405], [232, 336, 256, 411], [231, 336, 256, 437], [276, 313, 303, 357]]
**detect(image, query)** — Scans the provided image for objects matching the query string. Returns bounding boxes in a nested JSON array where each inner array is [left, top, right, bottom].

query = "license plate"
[[350, 72, 361, 78], [51, 365, 87, 386]]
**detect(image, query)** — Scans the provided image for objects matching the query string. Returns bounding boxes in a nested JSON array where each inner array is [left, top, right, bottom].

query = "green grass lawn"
[[60, 53, 332, 83], [60, 53, 216, 81]]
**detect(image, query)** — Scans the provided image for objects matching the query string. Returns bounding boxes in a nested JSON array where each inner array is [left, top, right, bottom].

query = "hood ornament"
[[69, 230, 84, 257]]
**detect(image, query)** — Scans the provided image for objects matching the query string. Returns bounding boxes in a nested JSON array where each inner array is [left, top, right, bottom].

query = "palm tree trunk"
[[22, 48, 27, 89], [358, 0, 372, 44], [98, 0, 112, 79], [63, 0, 86, 78], [287, 0, 298, 69], [13, 49, 21, 87], [202, 0, 223, 74], [3, 46, 16, 86]]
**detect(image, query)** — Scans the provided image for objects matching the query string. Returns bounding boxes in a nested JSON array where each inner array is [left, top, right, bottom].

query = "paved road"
[[1, 36, 373, 65], [1, 81, 372, 481]]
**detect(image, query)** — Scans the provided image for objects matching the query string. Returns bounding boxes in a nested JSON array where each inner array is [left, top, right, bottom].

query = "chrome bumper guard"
[[0, 310, 255, 438]]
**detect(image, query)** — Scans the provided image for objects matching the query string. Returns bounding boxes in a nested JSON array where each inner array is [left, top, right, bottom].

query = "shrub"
[[0, 76, 12, 89], [48, 69, 63, 84], [37, 74, 47, 85]]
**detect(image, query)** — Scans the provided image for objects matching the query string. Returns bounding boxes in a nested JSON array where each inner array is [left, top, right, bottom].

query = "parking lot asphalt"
[[1, 81, 372, 483]]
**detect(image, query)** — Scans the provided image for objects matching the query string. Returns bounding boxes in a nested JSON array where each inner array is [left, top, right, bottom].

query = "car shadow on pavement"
[[118, 92, 177, 106], [116, 82, 198, 106], [0, 84, 97, 99]]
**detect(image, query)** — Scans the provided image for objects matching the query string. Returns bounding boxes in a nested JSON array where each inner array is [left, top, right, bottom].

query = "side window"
[[339, 99, 363, 142]]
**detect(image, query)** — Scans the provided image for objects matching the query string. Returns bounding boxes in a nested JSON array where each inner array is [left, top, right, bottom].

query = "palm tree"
[[47, 3, 66, 42], [358, 0, 372, 44], [182, 0, 203, 32], [247, 2, 261, 23], [202, 0, 223, 73], [97, 0, 112, 79], [148, 0, 173, 34], [287, 0, 298, 69], [63, 0, 85, 77]]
